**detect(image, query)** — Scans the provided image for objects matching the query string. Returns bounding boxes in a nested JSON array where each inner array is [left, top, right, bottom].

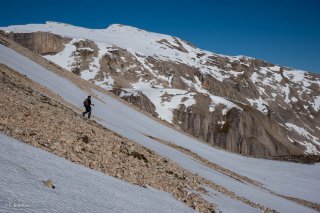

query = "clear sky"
[[0, 0, 319, 73]]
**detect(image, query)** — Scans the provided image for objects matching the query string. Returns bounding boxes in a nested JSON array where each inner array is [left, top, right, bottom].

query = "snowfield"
[[1, 44, 320, 212], [0, 133, 194, 213]]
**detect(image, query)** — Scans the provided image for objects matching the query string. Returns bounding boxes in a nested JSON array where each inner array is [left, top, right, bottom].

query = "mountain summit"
[[1, 22, 319, 156]]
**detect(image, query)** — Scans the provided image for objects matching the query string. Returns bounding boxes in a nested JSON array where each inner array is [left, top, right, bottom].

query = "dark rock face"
[[6, 32, 71, 55], [174, 104, 304, 157]]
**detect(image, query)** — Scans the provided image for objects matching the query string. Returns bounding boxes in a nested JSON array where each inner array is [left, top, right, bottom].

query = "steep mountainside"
[[1, 33, 320, 212], [1, 21, 319, 156], [0, 63, 215, 212]]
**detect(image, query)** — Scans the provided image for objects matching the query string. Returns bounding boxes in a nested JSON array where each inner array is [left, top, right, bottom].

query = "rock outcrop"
[[113, 88, 158, 117], [174, 104, 303, 156], [5, 32, 71, 55]]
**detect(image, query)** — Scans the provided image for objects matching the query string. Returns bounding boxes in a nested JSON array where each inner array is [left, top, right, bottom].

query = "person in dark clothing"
[[82, 96, 94, 118]]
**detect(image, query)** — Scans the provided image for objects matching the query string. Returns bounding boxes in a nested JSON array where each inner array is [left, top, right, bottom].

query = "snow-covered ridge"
[[0, 21, 248, 78], [0, 21, 192, 56]]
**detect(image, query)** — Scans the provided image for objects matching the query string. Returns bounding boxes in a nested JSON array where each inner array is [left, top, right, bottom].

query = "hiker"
[[83, 96, 94, 119]]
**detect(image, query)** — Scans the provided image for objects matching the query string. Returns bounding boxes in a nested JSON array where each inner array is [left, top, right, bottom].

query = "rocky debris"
[[279, 195, 320, 212], [43, 180, 55, 189], [0, 64, 217, 212], [268, 155, 320, 164]]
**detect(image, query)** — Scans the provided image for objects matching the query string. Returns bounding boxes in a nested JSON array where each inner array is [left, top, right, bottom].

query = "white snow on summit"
[[0, 21, 246, 80]]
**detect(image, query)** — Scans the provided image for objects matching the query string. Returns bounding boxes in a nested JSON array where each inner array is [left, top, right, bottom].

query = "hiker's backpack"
[[83, 99, 89, 107]]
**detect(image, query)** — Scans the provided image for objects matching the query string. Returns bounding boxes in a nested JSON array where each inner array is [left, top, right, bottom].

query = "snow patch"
[[247, 97, 269, 113], [130, 81, 196, 123], [313, 96, 320, 111], [250, 72, 259, 84], [286, 123, 320, 154], [43, 39, 77, 70], [291, 97, 298, 103], [209, 95, 240, 113], [95, 75, 115, 90]]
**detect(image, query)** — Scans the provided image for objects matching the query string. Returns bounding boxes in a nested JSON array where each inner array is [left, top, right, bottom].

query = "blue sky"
[[0, 0, 319, 73]]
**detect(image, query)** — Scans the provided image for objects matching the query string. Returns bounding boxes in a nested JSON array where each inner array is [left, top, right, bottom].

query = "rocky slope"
[[0, 63, 217, 212], [1, 32, 319, 212], [1, 21, 319, 157]]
